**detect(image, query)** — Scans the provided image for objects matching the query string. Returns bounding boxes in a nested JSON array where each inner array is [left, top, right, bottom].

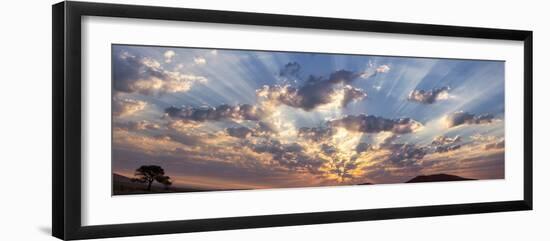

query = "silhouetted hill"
[[357, 182, 374, 185], [113, 173, 134, 184], [112, 173, 216, 195], [406, 174, 475, 183]]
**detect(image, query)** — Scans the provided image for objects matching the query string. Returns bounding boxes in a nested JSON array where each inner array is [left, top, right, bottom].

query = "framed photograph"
[[52, 1, 533, 240]]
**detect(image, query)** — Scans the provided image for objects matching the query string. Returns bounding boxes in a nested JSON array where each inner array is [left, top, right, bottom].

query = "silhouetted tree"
[[131, 165, 172, 191]]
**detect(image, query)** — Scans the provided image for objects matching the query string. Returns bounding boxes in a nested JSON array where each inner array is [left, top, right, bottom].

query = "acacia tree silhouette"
[[131, 165, 172, 191]]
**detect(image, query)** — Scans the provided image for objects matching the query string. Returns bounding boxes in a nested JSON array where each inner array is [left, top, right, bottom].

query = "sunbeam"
[[111, 45, 505, 194]]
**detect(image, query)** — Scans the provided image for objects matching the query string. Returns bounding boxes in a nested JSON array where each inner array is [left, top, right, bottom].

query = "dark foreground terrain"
[[114, 173, 476, 195], [112, 173, 215, 195]]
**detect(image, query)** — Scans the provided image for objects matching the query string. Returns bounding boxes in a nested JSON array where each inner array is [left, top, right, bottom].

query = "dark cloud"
[[113, 51, 160, 93], [321, 144, 338, 155], [257, 69, 369, 111], [383, 144, 427, 167], [247, 140, 323, 173], [407, 86, 450, 104], [291, 79, 332, 110], [342, 86, 368, 107], [298, 127, 334, 142], [279, 62, 301, 79], [165, 104, 266, 122], [435, 144, 462, 153], [431, 135, 462, 153], [226, 127, 254, 138], [326, 160, 359, 181], [327, 70, 359, 84], [256, 84, 301, 107], [113, 50, 206, 95], [298, 115, 422, 145], [359, 133, 428, 170], [328, 115, 422, 134], [445, 111, 496, 128], [225, 122, 275, 138], [355, 142, 372, 153], [297, 71, 364, 110], [256, 121, 276, 136]]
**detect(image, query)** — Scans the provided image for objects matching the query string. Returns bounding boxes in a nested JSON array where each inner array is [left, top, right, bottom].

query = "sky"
[[111, 44, 505, 191]]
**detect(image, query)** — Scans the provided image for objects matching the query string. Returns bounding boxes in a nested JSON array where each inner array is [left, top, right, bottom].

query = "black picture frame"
[[52, 1, 533, 240]]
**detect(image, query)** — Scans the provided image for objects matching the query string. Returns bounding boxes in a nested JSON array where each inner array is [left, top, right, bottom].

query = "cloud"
[[256, 62, 391, 112], [376, 65, 391, 73], [293, 114, 424, 179], [226, 127, 254, 138], [470, 133, 498, 142], [257, 70, 369, 111], [329, 114, 423, 134], [113, 50, 207, 95], [247, 139, 323, 173], [407, 86, 450, 104], [279, 62, 301, 79], [256, 84, 300, 107], [355, 142, 372, 153], [298, 127, 334, 142], [360, 64, 391, 78], [113, 129, 189, 153], [167, 119, 202, 131], [374, 131, 397, 147], [320, 143, 338, 155], [364, 132, 427, 168], [165, 104, 267, 122], [224, 122, 277, 139], [383, 143, 427, 167], [484, 139, 505, 150], [112, 97, 147, 117], [342, 86, 368, 106], [327, 70, 359, 83], [431, 135, 461, 146], [444, 111, 495, 128], [355, 142, 428, 182], [430, 135, 462, 153], [255, 122, 276, 136], [163, 50, 175, 63], [194, 57, 207, 65], [435, 144, 462, 153], [114, 120, 160, 131], [324, 159, 359, 181]]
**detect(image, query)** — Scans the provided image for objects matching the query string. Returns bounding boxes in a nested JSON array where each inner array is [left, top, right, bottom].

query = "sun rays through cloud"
[[111, 45, 505, 193]]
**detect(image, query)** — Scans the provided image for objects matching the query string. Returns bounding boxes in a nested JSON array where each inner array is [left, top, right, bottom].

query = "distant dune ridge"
[[355, 174, 474, 185], [405, 173, 475, 183]]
